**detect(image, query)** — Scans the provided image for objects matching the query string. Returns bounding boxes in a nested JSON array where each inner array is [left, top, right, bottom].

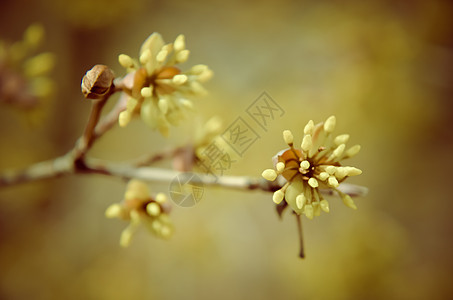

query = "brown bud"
[[81, 64, 114, 99]]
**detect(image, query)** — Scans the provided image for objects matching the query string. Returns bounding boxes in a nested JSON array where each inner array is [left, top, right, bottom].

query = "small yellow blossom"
[[192, 116, 238, 175], [262, 116, 362, 220], [172, 116, 236, 173], [117, 32, 213, 136], [105, 179, 174, 247], [193, 116, 227, 162]]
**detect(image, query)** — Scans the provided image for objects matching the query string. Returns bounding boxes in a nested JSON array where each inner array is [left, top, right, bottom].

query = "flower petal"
[[139, 32, 165, 74], [285, 177, 305, 214]]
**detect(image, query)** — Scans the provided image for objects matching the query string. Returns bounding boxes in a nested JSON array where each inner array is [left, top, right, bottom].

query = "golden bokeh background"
[[1, 0, 453, 299]]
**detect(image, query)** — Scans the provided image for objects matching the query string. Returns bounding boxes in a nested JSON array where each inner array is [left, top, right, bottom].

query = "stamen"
[[333, 144, 345, 158], [320, 199, 330, 213], [276, 162, 285, 173], [345, 167, 362, 176], [105, 204, 123, 218], [262, 169, 278, 181], [155, 193, 167, 203], [301, 134, 313, 152], [304, 120, 314, 135], [317, 172, 329, 181], [308, 177, 319, 188], [140, 49, 151, 64], [334, 134, 350, 146], [273, 190, 285, 204], [328, 176, 339, 187], [141, 86, 153, 98], [334, 167, 347, 180], [300, 160, 310, 170], [176, 49, 189, 63], [174, 34, 186, 52], [158, 98, 168, 114], [172, 74, 188, 85], [156, 49, 169, 62], [296, 193, 306, 209], [118, 111, 131, 127], [283, 130, 294, 146], [345, 145, 361, 158], [323, 115, 336, 133], [118, 54, 134, 68], [342, 194, 357, 210], [304, 204, 314, 220], [146, 202, 161, 217], [326, 165, 336, 175]]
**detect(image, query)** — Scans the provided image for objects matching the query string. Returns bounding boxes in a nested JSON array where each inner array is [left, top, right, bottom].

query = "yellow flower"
[[117, 32, 213, 136], [171, 116, 225, 172], [0, 23, 55, 123], [105, 179, 173, 247], [193, 116, 223, 155], [262, 116, 362, 220]]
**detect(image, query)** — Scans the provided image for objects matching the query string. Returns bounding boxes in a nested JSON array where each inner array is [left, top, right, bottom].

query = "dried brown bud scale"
[[81, 64, 114, 99]]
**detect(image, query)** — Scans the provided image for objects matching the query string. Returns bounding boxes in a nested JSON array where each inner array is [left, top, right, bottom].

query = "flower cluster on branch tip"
[[262, 116, 362, 220], [117, 32, 213, 136], [105, 179, 173, 247]]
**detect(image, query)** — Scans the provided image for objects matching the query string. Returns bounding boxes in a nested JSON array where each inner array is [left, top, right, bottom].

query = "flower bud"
[[81, 64, 114, 99]]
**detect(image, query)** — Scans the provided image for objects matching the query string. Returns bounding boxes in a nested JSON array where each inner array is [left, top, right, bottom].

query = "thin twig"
[[74, 98, 107, 157], [93, 92, 127, 140], [295, 213, 305, 259], [73, 86, 122, 160], [130, 146, 187, 167]]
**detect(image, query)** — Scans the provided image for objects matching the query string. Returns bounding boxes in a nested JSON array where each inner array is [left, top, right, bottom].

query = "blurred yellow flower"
[[171, 116, 225, 172], [105, 179, 173, 247], [262, 116, 362, 219], [117, 32, 213, 136], [0, 23, 55, 123]]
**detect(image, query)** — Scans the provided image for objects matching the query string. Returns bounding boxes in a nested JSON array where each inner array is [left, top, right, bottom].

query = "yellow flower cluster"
[[105, 179, 173, 247], [117, 32, 213, 136], [0, 24, 55, 117], [262, 116, 362, 219]]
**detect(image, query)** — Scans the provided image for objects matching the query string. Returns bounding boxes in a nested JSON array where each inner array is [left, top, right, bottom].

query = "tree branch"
[[0, 155, 368, 198], [0, 71, 368, 199], [84, 157, 369, 197], [0, 154, 73, 186]]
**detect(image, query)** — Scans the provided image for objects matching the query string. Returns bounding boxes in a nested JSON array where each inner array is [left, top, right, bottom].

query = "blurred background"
[[1, 0, 453, 299]]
